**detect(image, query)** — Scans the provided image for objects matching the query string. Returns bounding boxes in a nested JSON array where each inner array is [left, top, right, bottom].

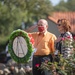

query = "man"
[[29, 19, 57, 75]]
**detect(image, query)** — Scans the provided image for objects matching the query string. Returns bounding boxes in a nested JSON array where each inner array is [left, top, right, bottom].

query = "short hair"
[[57, 19, 71, 32], [38, 19, 48, 26]]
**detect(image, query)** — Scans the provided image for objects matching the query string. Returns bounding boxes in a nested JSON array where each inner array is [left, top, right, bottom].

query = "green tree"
[[0, 0, 53, 51], [3, 0, 53, 27], [0, 2, 23, 44], [66, 0, 75, 11], [53, 0, 68, 12], [53, 0, 75, 12]]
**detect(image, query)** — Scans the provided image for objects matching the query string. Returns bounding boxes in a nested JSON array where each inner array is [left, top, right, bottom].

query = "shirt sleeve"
[[50, 35, 57, 53], [28, 32, 37, 39]]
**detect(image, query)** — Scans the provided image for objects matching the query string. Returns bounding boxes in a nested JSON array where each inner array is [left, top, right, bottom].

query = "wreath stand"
[[8, 29, 33, 73]]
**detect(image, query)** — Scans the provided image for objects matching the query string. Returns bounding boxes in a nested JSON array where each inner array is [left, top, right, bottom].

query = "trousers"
[[32, 54, 53, 75]]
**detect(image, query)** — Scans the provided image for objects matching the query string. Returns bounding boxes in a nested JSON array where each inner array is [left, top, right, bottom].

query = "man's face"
[[37, 20, 48, 33]]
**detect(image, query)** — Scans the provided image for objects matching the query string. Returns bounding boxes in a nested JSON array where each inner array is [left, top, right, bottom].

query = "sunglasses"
[[57, 24, 61, 26]]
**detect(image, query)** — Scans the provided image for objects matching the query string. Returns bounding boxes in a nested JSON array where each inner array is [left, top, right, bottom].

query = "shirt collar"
[[39, 31, 47, 36]]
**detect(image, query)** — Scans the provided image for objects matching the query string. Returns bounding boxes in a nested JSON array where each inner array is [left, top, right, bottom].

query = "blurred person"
[[5, 43, 11, 63], [28, 19, 57, 75], [55, 19, 73, 58], [71, 25, 75, 40]]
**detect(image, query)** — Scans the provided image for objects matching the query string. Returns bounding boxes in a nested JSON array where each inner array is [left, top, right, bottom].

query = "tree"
[[53, 0, 75, 12], [0, 0, 53, 51], [0, 1, 23, 44], [53, 0, 68, 12], [66, 0, 75, 11]]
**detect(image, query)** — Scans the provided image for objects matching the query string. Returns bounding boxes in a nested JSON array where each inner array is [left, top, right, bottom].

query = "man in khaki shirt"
[[30, 19, 57, 75]]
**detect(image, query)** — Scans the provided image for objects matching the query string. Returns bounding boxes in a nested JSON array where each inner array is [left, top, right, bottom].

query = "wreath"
[[8, 29, 33, 63]]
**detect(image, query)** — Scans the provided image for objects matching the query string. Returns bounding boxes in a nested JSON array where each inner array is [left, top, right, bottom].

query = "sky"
[[50, 0, 60, 6], [50, 0, 67, 6]]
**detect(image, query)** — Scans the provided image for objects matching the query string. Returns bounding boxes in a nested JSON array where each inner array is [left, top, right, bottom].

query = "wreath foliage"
[[8, 29, 33, 63]]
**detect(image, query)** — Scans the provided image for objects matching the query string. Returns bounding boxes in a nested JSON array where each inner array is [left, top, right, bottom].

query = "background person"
[[5, 43, 11, 63], [71, 26, 75, 40], [29, 19, 57, 75]]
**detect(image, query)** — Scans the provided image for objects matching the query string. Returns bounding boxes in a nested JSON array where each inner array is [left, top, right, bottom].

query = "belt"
[[33, 54, 51, 57]]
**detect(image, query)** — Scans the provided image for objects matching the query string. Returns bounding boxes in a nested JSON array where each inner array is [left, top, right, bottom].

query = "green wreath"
[[8, 29, 33, 63]]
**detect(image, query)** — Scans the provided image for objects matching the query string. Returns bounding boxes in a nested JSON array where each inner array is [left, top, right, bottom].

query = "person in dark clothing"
[[71, 33, 75, 40], [5, 43, 11, 63]]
